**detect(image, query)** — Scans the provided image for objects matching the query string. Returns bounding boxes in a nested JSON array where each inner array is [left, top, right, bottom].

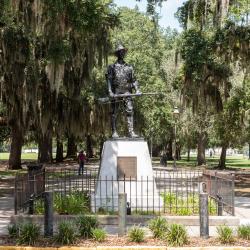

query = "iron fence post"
[[217, 195, 223, 216], [28, 196, 34, 215]]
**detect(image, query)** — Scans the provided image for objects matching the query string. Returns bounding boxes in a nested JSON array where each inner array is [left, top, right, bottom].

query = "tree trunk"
[[176, 143, 181, 160], [187, 146, 191, 162], [197, 133, 206, 166], [8, 124, 23, 170], [248, 142, 250, 160], [56, 139, 64, 162], [99, 135, 105, 159], [38, 132, 52, 163], [166, 139, 173, 160], [86, 134, 93, 158], [66, 135, 77, 159], [218, 144, 227, 169]]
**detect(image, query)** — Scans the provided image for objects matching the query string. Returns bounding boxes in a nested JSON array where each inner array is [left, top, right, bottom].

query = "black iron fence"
[[203, 170, 235, 215], [14, 169, 45, 214], [14, 167, 234, 216], [91, 170, 206, 215]]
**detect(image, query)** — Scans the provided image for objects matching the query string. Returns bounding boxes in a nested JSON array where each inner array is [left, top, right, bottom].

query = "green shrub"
[[76, 215, 99, 238], [208, 199, 217, 215], [238, 224, 250, 240], [165, 224, 188, 247], [16, 222, 40, 245], [128, 226, 145, 243], [34, 198, 44, 214], [8, 223, 19, 238], [91, 228, 107, 242], [148, 217, 168, 239], [216, 225, 234, 244], [161, 193, 216, 215], [54, 191, 90, 215], [56, 221, 77, 245]]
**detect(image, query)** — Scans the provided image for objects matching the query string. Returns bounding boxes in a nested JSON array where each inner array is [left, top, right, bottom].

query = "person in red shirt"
[[78, 150, 87, 175]]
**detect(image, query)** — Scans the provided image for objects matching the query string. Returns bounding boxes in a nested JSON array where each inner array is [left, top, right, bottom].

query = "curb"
[[0, 247, 250, 250]]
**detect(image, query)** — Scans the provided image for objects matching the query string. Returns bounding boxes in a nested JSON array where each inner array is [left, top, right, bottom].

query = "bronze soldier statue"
[[106, 44, 141, 138]]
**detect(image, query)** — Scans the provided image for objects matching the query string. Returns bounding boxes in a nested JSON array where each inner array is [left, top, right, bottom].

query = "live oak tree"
[[175, 0, 250, 166], [0, 0, 117, 168]]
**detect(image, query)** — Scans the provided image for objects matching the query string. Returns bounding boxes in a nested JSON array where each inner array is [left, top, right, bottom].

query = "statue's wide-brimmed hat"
[[114, 44, 128, 54]]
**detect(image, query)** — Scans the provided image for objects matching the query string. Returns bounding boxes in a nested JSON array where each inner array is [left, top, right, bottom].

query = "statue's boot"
[[111, 116, 119, 138], [127, 115, 139, 138]]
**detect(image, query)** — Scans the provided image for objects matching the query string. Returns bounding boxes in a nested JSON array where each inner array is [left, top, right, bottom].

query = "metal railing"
[[14, 167, 234, 216], [203, 170, 235, 215], [14, 169, 45, 214]]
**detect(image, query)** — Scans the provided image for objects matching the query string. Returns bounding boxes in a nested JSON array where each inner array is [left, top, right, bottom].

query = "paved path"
[[235, 196, 250, 225], [0, 179, 14, 236]]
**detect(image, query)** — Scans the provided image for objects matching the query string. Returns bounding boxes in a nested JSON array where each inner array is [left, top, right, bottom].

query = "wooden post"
[[199, 191, 209, 239], [44, 191, 53, 237], [118, 193, 127, 236]]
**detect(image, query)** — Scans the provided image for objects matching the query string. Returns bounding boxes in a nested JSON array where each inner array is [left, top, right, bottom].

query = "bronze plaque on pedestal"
[[117, 156, 137, 179]]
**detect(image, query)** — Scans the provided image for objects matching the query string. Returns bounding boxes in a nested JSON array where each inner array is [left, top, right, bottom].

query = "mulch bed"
[[1, 236, 250, 247]]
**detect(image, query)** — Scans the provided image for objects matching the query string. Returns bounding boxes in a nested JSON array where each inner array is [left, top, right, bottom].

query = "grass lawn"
[[169, 156, 250, 168], [1, 152, 250, 169], [0, 152, 38, 160]]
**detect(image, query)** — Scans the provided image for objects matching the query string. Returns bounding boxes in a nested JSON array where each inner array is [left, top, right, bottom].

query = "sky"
[[114, 0, 186, 31]]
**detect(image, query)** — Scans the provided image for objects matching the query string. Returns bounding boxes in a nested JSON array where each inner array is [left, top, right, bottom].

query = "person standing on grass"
[[78, 150, 87, 175]]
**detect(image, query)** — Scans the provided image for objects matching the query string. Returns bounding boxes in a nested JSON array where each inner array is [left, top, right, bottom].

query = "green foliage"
[[34, 198, 44, 214], [2, 25, 30, 58], [34, 192, 90, 215], [216, 225, 235, 244], [47, 39, 70, 64], [56, 221, 77, 245], [128, 226, 145, 243], [91, 228, 107, 242], [54, 191, 90, 215], [161, 193, 216, 215], [148, 217, 169, 239], [16, 222, 40, 246], [165, 224, 188, 247], [46, 0, 118, 32], [76, 215, 99, 238], [178, 28, 231, 112], [237, 224, 250, 240], [0, 0, 118, 166], [8, 223, 19, 238], [174, 0, 249, 167]]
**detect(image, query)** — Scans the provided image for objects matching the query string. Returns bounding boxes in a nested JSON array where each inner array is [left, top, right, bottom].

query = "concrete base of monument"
[[91, 138, 163, 212]]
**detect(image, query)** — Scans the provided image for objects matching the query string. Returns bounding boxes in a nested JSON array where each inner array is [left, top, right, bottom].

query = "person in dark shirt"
[[78, 150, 87, 175]]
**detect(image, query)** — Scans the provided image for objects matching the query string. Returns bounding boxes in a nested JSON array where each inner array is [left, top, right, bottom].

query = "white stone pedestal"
[[91, 138, 162, 213]]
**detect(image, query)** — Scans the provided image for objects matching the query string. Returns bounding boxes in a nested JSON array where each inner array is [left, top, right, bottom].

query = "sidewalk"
[[0, 179, 14, 236], [235, 196, 250, 225]]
